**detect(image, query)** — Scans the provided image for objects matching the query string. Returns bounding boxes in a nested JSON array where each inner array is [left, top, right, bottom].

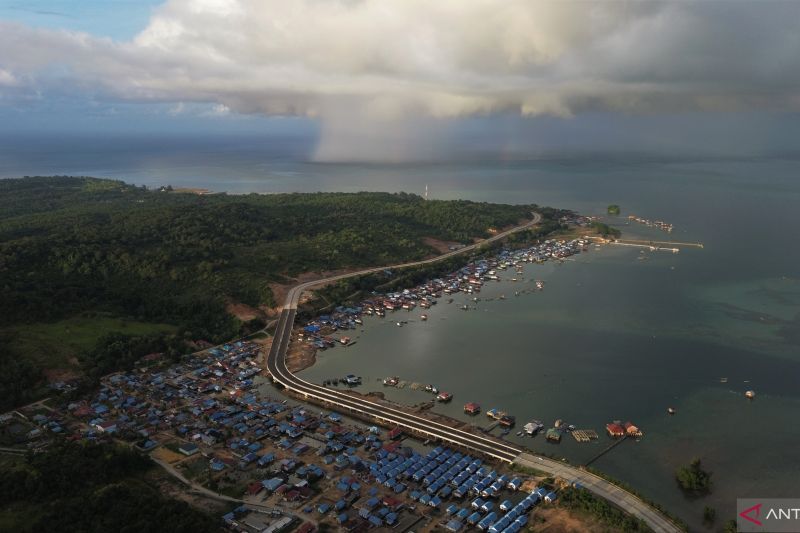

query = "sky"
[[1, 0, 800, 160]]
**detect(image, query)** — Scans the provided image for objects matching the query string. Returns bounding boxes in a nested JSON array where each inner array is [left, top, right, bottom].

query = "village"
[[297, 234, 595, 352], [0, 338, 597, 533]]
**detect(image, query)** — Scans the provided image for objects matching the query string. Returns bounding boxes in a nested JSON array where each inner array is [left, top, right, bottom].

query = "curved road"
[[265, 213, 682, 533]]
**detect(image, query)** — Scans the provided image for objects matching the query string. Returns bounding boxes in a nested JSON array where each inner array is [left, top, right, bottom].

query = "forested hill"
[[0, 176, 549, 407], [0, 176, 540, 327]]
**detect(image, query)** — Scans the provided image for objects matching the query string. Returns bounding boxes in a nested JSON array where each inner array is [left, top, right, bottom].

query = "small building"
[[178, 443, 199, 456], [545, 491, 558, 503], [464, 403, 481, 415], [606, 423, 625, 438], [624, 421, 643, 437], [445, 519, 464, 532], [262, 477, 284, 492]]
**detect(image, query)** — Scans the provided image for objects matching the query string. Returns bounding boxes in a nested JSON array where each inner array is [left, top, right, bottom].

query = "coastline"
[[285, 218, 604, 378]]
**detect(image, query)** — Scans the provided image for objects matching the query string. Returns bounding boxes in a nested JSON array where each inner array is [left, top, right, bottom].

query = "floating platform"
[[572, 429, 599, 443]]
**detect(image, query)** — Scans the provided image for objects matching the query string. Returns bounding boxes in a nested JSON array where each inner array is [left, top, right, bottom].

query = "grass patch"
[[219, 482, 249, 499], [181, 457, 211, 481], [4, 315, 176, 369]]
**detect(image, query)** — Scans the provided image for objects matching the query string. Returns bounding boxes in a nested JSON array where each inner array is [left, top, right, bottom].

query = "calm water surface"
[[3, 136, 799, 528]]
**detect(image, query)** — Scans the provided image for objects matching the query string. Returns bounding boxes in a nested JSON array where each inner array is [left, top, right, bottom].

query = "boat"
[[339, 336, 351, 345], [667, 407, 676, 415], [535, 280, 544, 290], [383, 376, 399, 386], [420, 314, 428, 321], [486, 408, 505, 420], [499, 415, 516, 427], [344, 374, 361, 386], [719, 377, 728, 383], [745, 390, 756, 399], [554, 419, 563, 429], [436, 391, 453, 402], [396, 322, 402, 327], [516, 431, 524, 437]]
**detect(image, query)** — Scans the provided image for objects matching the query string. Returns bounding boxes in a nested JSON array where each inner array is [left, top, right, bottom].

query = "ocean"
[[2, 134, 799, 528]]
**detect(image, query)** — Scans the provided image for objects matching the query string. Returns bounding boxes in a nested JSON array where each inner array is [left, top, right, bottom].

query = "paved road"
[[513, 454, 681, 532], [265, 213, 682, 533]]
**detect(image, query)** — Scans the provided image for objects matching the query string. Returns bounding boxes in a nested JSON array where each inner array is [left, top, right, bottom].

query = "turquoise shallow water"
[[2, 136, 799, 528]]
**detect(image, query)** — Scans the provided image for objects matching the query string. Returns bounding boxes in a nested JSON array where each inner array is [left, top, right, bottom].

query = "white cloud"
[[1, 0, 799, 157], [0, 68, 18, 87]]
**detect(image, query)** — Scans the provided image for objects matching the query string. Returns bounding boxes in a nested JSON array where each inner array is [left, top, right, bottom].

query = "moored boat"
[[486, 408, 506, 420], [499, 415, 516, 427]]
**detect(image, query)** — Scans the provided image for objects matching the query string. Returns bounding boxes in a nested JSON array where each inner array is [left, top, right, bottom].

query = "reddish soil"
[[422, 236, 461, 255], [226, 302, 262, 321]]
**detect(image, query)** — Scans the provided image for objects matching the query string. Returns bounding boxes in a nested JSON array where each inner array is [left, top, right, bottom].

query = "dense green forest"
[[0, 441, 219, 532], [0, 176, 537, 326], [0, 176, 546, 406]]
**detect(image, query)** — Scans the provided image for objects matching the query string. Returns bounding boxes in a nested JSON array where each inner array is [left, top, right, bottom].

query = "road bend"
[[265, 213, 682, 533]]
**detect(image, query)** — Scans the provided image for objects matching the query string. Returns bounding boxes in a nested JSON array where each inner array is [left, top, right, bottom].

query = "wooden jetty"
[[585, 435, 628, 467], [483, 421, 501, 433], [614, 238, 704, 249]]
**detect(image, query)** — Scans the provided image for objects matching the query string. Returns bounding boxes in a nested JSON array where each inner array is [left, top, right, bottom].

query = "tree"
[[703, 505, 716, 526], [676, 458, 713, 495]]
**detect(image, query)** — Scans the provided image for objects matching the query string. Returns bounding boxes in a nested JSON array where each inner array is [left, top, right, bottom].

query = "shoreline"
[[288, 218, 600, 378]]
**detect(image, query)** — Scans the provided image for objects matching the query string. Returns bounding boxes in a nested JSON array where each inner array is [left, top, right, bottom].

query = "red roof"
[[247, 482, 264, 495], [382, 441, 402, 453], [296, 523, 316, 533], [606, 423, 625, 436], [382, 496, 403, 510]]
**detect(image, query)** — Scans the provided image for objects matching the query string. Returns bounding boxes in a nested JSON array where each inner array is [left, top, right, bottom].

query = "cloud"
[[1, 0, 799, 158], [0, 68, 18, 87]]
